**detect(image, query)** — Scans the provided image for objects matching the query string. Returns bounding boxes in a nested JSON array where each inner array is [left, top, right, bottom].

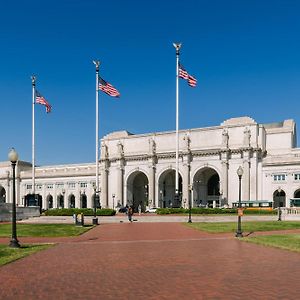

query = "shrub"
[[156, 207, 277, 215], [44, 208, 116, 216]]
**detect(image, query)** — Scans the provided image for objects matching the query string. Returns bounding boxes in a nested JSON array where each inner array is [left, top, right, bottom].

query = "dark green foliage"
[[156, 208, 277, 215], [44, 208, 116, 216]]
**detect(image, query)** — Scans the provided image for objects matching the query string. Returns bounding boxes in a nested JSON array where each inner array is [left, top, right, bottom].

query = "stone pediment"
[[221, 116, 256, 126]]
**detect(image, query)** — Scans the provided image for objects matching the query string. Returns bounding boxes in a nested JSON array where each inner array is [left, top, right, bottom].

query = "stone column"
[[221, 160, 228, 205], [182, 133, 191, 208], [243, 152, 251, 201], [148, 164, 155, 207], [101, 166, 108, 208], [182, 163, 190, 208], [117, 164, 124, 206], [148, 137, 156, 208]]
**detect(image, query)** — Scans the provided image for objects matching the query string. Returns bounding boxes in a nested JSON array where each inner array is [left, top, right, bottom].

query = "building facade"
[[1, 116, 300, 211]]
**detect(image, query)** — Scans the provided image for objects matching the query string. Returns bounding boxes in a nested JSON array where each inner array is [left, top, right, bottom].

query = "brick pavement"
[[1, 222, 300, 299]]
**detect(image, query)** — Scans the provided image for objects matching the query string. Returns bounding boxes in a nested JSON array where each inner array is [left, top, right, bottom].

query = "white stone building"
[[1, 116, 300, 211]]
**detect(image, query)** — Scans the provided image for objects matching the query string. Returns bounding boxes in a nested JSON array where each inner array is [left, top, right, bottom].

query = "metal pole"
[[236, 175, 243, 237], [31, 76, 36, 203], [188, 187, 192, 223], [173, 42, 181, 205], [93, 60, 100, 225], [9, 161, 20, 248]]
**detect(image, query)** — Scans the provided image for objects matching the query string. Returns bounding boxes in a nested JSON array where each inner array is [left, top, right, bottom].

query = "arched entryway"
[[158, 169, 182, 208], [69, 194, 75, 208], [273, 189, 286, 208], [91, 193, 101, 209], [57, 194, 64, 208], [193, 167, 220, 208], [127, 171, 149, 212], [81, 193, 87, 208], [291, 189, 300, 207], [47, 194, 53, 209], [25, 194, 42, 207], [0, 186, 6, 203], [294, 189, 300, 198]]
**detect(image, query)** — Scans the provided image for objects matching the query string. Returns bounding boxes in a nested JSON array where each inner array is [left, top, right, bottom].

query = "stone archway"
[[294, 189, 300, 198], [158, 169, 182, 208], [273, 189, 286, 208], [81, 194, 87, 208], [127, 171, 149, 212], [69, 194, 75, 208], [0, 186, 6, 203], [57, 194, 64, 208], [47, 194, 53, 209], [193, 167, 220, 208]]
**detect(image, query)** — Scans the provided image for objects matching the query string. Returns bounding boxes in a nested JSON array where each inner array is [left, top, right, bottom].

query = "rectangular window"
[[80, 182, 87, 188], [56, 183, 64, 188], [26, 184, 32, 190], [294, 174, 300, 181], [46, 184, 53, 189], [273, 174, 286, 181], [68, 182, 76, 189], [36, 184, 42, 190]]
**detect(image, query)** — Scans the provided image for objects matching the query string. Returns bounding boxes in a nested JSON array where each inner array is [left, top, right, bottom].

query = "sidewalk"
[[1, 222, 300, 299], [18, 213, 278, 224]]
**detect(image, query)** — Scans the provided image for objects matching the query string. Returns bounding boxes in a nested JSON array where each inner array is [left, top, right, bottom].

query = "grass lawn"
[[0, 244, 54, 266], [0, 224, 93, 237], [244, 234, 300, 253], [186, 221, 300, 233]]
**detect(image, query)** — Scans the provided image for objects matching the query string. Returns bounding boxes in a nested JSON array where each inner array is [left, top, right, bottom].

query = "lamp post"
[[236, 166, 243, 237], [277, 187, 282, 221], [93, 188, 99, 225], [8, 148, 21, 248], [112, 193, 115, 210], [159, 190, 163, 208], [188, 184, 193, 223]]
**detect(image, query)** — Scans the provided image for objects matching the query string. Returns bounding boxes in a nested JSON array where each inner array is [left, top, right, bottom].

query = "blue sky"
[[1, 0, 300, 165]]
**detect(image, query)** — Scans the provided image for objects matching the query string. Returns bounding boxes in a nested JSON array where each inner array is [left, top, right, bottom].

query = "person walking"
[[128, 206, 133, 222], [138, 204, 142, 215]]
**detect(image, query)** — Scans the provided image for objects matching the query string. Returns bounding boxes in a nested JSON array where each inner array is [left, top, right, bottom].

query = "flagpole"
[[31, 75, 36, 203], [93, 60, 100, 225], [173, 42, 181, 206]]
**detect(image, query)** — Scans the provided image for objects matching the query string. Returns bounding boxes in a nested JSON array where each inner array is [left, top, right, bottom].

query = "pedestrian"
[[138, 204, 142, 215], [128, 206, 133, 222]]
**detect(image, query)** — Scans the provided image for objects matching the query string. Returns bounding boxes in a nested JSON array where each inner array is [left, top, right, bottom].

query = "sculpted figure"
[[222, 129, 229, 147]]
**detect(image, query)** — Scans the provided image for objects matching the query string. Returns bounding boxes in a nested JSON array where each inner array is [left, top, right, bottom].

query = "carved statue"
[[101, 142, 108, 158], [222, 129, 229, 147], [183, 132, 191, 151], [149, 137, 156, 155], [243, 127, 251, 146], [117, 141, 124, 156]]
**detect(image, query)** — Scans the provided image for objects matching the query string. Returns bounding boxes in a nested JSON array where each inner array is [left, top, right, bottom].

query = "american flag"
[[35, 90, 52, 113], [99, 77, 120, 97], [179, 63, 197, 88]]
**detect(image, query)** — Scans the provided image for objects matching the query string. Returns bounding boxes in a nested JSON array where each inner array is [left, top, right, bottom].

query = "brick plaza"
[[1, 221, 300, 299]]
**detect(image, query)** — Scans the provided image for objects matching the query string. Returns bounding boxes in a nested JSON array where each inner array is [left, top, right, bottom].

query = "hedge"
[[44, 208, 116, 216], [156, 208, 277, 215]]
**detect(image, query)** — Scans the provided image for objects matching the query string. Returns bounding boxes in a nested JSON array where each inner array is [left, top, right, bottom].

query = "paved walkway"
[[1, 222, 300, 299], [18, 213, 278, 224]]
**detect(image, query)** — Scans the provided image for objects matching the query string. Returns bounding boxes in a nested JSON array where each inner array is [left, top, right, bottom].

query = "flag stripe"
[[179, 63, 197, 87], [99, 76, 120, 97], [36, 90, 52, 113]]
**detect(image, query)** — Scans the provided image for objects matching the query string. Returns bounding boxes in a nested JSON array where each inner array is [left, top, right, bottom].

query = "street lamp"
[[159, 190, 163, 208], [8, 148, 21, 248], [277, 187, 282, 221], [112, 193, 115, 210], [236, 166, 244, 237], [188, 183, 193, 223]]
